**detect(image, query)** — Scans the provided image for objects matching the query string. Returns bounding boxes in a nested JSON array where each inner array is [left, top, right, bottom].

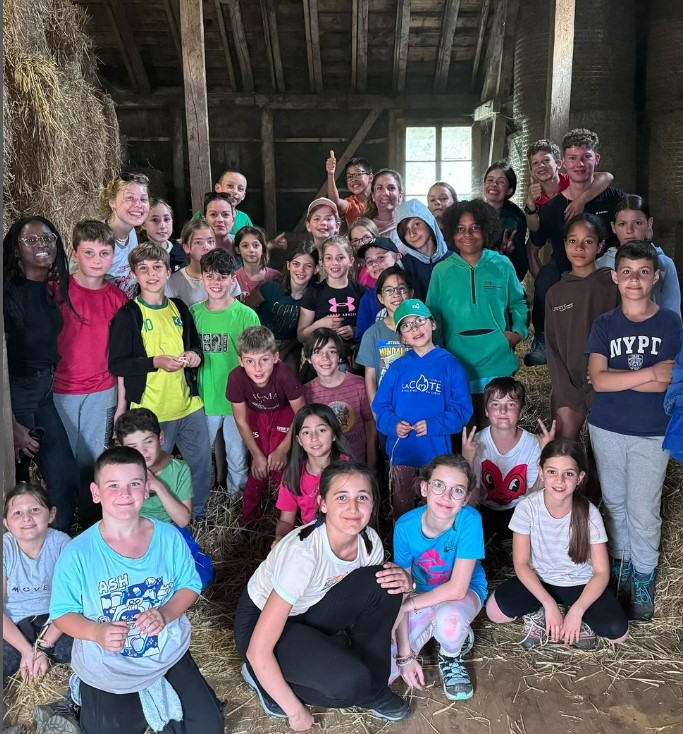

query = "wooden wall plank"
[[261, 109, 277, 235], [223, 0, 255, 92], [103, 0, 151, 94], [495, 0, 520, 99], [355, 0, 369, 92], [213, 0, 237, 90], [302, 0, 324, 92], [544, 0, 575, 143], [171, 108, 186, 218], [260, 0, 285, 92], [393, 0, 411, 92], [163, 0, 182, 60], [434, 0, 461, 93], [471, 0, 491, 84]]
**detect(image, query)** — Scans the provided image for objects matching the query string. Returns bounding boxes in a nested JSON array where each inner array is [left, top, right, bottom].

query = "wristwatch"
[[524, 203, 538, 215]]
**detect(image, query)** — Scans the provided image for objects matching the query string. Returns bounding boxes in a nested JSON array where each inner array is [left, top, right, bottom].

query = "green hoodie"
[[426, 249, 528, 391]]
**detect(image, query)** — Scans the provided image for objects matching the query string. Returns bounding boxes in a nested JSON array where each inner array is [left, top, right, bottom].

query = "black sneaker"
[[241, 663, 288, 718], [367, 688, 410, 722], [34, 695, 80, 734], [629, 569, 656, 621], [523, 334, 547, 367]]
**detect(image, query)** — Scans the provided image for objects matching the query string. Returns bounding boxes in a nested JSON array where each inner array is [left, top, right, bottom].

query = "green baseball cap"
[[393, 299, 433, 327]]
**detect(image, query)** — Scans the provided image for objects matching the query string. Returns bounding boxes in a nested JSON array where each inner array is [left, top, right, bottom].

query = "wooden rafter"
[[103, 0, 151, 94], [545, 0, 575, 143], [222, 0, 254, 92], [302, 0, 323, 92], [260, 0, 285, 92], [495, 0, 521, 99], [393, 0, 411, 92], [163, 0, 182, 60], [352, 0, 369, 92], [213, 0, 237, 91], [471, 0, 492, 85], [434, 0, 461, 93]]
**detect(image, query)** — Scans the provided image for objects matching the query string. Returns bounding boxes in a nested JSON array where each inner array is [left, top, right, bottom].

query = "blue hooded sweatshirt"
[[372, 345, 472, 467], [395, 199, 452, 301]]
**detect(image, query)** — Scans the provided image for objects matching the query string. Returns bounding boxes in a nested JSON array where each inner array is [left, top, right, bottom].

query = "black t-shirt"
[[531, 186, 624, 273], [300, 280, 367, 334]]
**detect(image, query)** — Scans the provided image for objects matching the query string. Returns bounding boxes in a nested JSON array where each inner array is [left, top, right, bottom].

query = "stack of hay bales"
[[3, 0, 121, 245]]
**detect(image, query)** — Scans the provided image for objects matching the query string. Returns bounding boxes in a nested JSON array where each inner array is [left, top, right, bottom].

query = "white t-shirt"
[[473, 427, 540, 510], [165, 268, 241, 306], [106, 229, 139, 298], [509, 490, 607, 586], [248, 521, 384, 616]]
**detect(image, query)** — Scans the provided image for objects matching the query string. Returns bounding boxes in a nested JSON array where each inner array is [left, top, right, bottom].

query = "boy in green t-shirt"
[[190, 249, 260, 496]]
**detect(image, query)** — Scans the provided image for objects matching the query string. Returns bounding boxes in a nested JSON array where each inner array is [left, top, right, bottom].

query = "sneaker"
[[519, 607, 548, 649], [34, 696, 80, 734], [367, 688, 410, 722], [438, 651, 473, 700], [523, 333, 546, 367], [629, 569, 656, 621], [4, 726, 28, 734], [241, 662, 287, 718], [35, 715, 80, 734], [608, 556, 632, 605], [572, 621, 597, 650]]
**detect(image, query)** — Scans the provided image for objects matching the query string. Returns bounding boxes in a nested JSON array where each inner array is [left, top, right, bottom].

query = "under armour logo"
[[328, 297, 356, 313]]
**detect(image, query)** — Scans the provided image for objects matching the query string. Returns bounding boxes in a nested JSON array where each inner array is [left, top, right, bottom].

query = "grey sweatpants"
[[589, 424, 669, 574]]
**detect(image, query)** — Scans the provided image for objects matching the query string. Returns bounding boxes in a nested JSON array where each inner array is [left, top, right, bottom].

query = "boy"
[[303, 328, 377, 468], [586, 240, 682, 620], [325, 153, 373, 227], [53, 220, 129, 526], [227, 326, 306, 525], [108, 243, 212, 521], [115, 407, 192, 527], [306, 197, 341, 254], [49, 446, 223, 734], [461, 378, 554, 544], [190, 249, 260, 496]]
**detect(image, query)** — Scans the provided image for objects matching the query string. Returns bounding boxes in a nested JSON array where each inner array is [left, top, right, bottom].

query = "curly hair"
[[561, 128, 599, 153], [442, 199, 501, 251]]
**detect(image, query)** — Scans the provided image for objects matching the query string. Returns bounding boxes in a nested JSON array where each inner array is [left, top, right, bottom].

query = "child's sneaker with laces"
[[241, 662, 287, 718], [438, 652, 473, 700], [33, 694, 80, 734], [367, 688, 410, 721], [629, 569, 656, 621], [572, 621, 597, 650], [519, 607, 548, 649]]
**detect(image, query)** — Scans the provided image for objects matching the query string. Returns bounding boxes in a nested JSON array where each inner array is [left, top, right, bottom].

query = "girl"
[[392, 455, 486, 701], [483, 161, 528, 281], [4, 217, 80, 532], [597, 194, 681, 316], [234, 460, 413, 729], [486, 439, 629, 649], [204, 192, 235, 250], [259, 243, 319, 376], [234, 226, 280, 309], [349, 217, 381, 287], [141, 198, 187, 271], [273, 404, 351, 545], [305, 197, 341, 254], [426, 199, 528, 428], [100, 172, 150, 297], [427, 181, 457, 235], [3, 484, 73, 681], [372, 299, 473, 519], [297, 235, 366, 364], [363, 169, 406, 253]]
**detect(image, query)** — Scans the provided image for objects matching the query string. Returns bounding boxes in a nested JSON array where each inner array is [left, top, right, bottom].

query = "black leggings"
[[3, 613, 73, 678], [493, 576, 628, 640], [234, 565, 401, 709]]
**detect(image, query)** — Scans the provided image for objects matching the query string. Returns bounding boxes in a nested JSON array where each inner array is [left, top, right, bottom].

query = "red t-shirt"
[[226, 361, 303, 412], [536, 172, 570, 207], [54, 276, 129, 394]]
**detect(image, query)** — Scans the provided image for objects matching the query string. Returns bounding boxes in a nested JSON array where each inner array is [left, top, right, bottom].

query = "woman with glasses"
[[3, 217, 80, 533], [325, 154, 374, 228], [372, 299, 473, 519]]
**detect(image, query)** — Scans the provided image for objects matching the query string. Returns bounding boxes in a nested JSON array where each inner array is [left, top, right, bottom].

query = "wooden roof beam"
[[352, 0, 369, 92], [163, 0, 182, 61], [393, 0, 411, 92], [434, 0, 461, 93], [213, 0, 237, 91], [103, 0, 151, 94], [260, 0, 285, 92], [471, 0, 491, 85], [302, 0, 323, 92], [221, 0, 254, 92]]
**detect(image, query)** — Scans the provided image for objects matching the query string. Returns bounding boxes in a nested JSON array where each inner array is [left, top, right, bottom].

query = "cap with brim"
[[393, 299, 433, 327], [307, 197, 339, 217], [357, 236, 399, 260]]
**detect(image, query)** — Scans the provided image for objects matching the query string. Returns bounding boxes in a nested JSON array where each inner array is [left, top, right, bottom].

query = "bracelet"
[[394, 651, 417, 667], [411, 596, 418, 614]]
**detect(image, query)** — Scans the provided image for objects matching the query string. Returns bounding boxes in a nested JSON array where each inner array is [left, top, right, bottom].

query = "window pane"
[[406, 127, 436, 161], [442, 127, 471, 161], [405, 161, 436, 201], [441, 161, 471, 200]]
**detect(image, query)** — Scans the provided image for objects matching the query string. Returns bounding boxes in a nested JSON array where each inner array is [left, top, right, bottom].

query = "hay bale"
[[2, 0, 121, 245]]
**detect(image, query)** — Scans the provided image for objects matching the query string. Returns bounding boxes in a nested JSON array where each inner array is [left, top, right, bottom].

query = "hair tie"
[[314, 517, 324, 529]]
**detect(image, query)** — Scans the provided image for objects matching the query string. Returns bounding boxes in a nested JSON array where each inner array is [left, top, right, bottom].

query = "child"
[[349, 216, 381, 287], [461, 378, 554, 543], [357, 265, 413, 405], [273, 404, 351, 545], [545, 214, 619, 439], [52, 220, 129, 526], [141, 198, 186, 271], [395, 198, 452, 301], [233, 225, 280, 309], [259, 243, 319, 375], [372, 299, 473, 518], [50, 447, 224, 734], [427, 181, 457, 238], [214, 169, 252, 234], [190, 249, 260, 496], [325, 153, 373, 227], [586, 240, 682, 620], [227, 326, 306, 525], [297, 235, 366, 364], [204, 192, 235, 250], [486, 439, 629, 649], [233, 460, 411, 726], [597, 194, 681, 316], [303, 328, 377, 467], [392, 455, 486, 701], [305, 197, 342, 255], [109, 242, 213, 521]]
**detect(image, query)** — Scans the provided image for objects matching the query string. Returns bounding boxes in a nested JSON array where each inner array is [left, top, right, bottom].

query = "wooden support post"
[[213, 0, 237, 91], [180, 0, 212, 212], [103, 0, 151, 94], [471, 0, 492, 85], [387, 109, 398, 170], [2, 332, 15, 490], [489, 113, 506, 165], [294, 108, 382, 230], [434, 0, 461, 93], [352, 0, 369, 93], [495, 0, 521, 100], [260, 0, 285, 92], [261, 109, 277, 236], [223, 0, 254, 92], [171, 108, 186, 219], [545, 0, 575, 143], [470, 120, 487, 197], [393, 0, 411, 92], [302, 0, 323, 92]]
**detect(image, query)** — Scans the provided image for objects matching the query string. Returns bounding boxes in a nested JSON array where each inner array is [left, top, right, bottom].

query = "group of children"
[[4, 126, 683, 733]]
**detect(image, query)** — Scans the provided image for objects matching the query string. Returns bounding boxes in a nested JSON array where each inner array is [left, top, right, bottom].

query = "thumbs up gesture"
[[325, 150, 336, 176]]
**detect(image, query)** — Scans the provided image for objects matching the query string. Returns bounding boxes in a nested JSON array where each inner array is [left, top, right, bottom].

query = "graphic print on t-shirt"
[[414, 549, 451, 586], [200, 332, 229, 353], [480, 460, 527, 507], [328, 296, 357, 315], [377, 338, 410, 382], [609, 335, 661, 367]]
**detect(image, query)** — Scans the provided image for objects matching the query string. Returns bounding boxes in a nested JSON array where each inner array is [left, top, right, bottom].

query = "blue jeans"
[[10, 368, 79, 532]]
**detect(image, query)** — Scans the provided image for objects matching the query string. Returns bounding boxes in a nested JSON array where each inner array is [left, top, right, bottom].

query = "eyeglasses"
[[381, 285, 409, 297], [346, 171, 369, 181], [398, 316, 429, 334], [427, 479, 468, 500], [350, 234, 374, 248], [19, 234, 57, 247]]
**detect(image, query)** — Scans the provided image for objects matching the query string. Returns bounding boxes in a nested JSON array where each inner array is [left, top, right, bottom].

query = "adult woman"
[[3, 217, 79, 532], [204, 192, 235, 250], [363, 168, 405, 253]]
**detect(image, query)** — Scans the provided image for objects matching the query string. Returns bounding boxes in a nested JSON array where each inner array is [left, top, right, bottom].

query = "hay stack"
[[3, 0, 121, 243]]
